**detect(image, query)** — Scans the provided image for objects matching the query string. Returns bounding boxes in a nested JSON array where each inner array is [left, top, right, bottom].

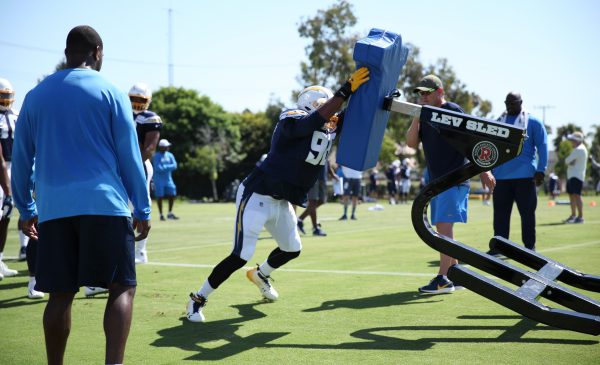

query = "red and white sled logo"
[[472, 141, 498, 168]]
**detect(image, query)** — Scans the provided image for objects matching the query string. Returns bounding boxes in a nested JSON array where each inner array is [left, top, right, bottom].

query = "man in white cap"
[[152, 139, 179, 221], [564, 131, 587, 224]]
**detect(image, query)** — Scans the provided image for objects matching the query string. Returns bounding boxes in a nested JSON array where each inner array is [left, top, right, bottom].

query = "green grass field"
[[1, 195, 599, 364]]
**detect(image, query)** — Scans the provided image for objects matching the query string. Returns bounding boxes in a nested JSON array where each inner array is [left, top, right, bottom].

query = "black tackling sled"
[[384, 94, 600, 335]]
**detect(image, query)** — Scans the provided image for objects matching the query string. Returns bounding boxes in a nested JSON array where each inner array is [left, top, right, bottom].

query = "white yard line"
[[146, 261, 434, 277]]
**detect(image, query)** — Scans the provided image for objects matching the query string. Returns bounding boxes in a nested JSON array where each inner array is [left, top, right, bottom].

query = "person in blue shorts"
[[11, 25, 151, 365], [407, 75, 496, 294], [152, 139, 179, 221]]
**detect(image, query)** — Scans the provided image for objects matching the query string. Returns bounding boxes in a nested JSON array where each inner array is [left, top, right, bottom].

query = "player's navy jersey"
[[134, 110, 162, 149], [245, 108, 340, 206], [419, 101, 469, 185], [0, 109, 17, 161]]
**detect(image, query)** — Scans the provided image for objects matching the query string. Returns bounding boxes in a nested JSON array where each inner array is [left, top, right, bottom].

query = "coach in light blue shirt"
[[489, 91, 548, 254], [10, 25, 150, 365]]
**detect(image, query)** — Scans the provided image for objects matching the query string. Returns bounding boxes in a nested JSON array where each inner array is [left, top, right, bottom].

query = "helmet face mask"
[[0, 78, 15, 112], [128, 82, 152, 113], [297, 86, 333, 113]]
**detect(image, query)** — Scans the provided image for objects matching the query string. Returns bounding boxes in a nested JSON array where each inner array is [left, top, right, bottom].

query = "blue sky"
[[2, 0, 599, 136]]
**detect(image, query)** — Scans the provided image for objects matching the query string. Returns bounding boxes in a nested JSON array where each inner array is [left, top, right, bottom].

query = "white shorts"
[[400, 179, 410, 194], [232, 183, 302, 261]]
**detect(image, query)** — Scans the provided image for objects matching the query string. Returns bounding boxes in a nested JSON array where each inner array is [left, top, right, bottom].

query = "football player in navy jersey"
[[129, 82, 161, 263], [407, 75, 495, 295], [0, 78, 20, 280], [186, 67, 370, 322]]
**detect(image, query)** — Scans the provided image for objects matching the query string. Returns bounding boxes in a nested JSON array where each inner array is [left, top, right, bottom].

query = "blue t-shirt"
[[492, 113, 548, 179], [419, 101, 469, 182], [12, 68, 151, 222], [152, 150, 177, 187]]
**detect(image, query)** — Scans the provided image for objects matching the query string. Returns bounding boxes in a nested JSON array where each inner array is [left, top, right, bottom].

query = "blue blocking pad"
[[337, 28, 409, 171]]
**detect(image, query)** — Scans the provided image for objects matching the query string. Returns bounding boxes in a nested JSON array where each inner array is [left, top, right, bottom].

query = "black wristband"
[[334, 81, 352, 100]]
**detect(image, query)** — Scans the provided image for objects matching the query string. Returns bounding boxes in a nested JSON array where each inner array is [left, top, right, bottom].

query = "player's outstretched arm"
[[317, 67, 370, 121]]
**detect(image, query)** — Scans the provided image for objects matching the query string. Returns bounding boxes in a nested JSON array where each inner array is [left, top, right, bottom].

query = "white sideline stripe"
[[150, 236, 600, 255], [538, 240, 600, 253], [146, 261, 433, 277]]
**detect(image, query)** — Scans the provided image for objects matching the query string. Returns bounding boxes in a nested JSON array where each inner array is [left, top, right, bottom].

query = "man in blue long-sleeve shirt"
[[489, 92, 548, 254], [11, 25, 151, 365], [152, 139, 179, 221]]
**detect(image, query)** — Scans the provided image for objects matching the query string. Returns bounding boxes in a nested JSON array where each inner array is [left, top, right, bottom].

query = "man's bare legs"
[[104, 284, 136, 364], [43, 292, 76, 365], [436, 222, 458, 275]]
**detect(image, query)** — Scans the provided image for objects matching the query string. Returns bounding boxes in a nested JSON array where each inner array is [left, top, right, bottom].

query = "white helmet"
[[128, 82, 152, 113], [297, 85, 333, 113], [0, 78, 15, 112]]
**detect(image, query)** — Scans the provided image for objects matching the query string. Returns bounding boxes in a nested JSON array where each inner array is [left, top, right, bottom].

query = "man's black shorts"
[[35, 215, 136, 293], [566, 177, 583, 195]]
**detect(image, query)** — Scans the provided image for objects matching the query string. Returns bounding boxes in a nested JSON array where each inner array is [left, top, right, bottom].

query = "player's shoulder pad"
[[136, 110, 162, 125], [279, 108, 308, 121]]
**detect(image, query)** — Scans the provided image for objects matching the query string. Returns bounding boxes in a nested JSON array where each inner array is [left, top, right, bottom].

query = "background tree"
[[587, 125, 600, 188], [552, 123, 581, 152], [296, 0, 359, 92], [151, 87, 245, 199], [554, 140, 573, 179]]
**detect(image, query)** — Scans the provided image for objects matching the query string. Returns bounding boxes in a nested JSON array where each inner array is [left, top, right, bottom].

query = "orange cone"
[[590, 201, 597, 207], [547, 201, 556, 207]]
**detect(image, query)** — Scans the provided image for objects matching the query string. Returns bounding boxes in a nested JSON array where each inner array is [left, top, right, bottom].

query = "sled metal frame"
[[384, 96, 600, 335]]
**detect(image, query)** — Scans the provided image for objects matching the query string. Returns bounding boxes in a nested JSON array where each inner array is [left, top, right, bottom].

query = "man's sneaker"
[[18, 246, 27, 261], [564, 216, 576, 224], [186, 293, 207, 322], [297, 219, 306, 235], [313, 227, 327, 236], [246, 266, 279, 301], [351, 215, 357, 220], [418, 275, 455, 294], [84, 286, 108, 297], [574, 217, 584, 224], [28, 281, 44, 299], [486, 249, 502, 257], [160, 214, 166, 221], [167, 212, 179, 220], [0, 261, 18, 277], [135, 250, 148, 264], [339, 215, 348, 221]]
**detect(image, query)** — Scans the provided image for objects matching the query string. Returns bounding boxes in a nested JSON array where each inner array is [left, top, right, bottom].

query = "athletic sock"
[[258, 261, 276, 277], [198, 280, 215, 299], [19, 230, 30, 248], [137, 238, 147, 252]]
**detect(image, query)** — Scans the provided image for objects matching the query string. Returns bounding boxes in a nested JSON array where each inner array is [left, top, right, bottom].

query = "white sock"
[[19, 230, 30, 248], [198, 280, 214, 299], [137, 238, 147, 252], [28, 276, 36, 288], [442, 275, 449, 280], [258, 261, 276, 277]]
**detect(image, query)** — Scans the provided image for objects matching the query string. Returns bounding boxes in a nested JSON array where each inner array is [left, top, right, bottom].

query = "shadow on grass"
[[152, 297, 598, 360], [265, 318, 598, 352], [538, 222, 569, 226], [152, 301, 289, 361], [0, 295, 46, 309], [303, 291, 442, 312]]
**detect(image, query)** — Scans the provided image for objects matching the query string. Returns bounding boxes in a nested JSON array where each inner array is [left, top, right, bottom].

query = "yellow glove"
[[348, 67, 370, 92], [335, 67, 370, 100]]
